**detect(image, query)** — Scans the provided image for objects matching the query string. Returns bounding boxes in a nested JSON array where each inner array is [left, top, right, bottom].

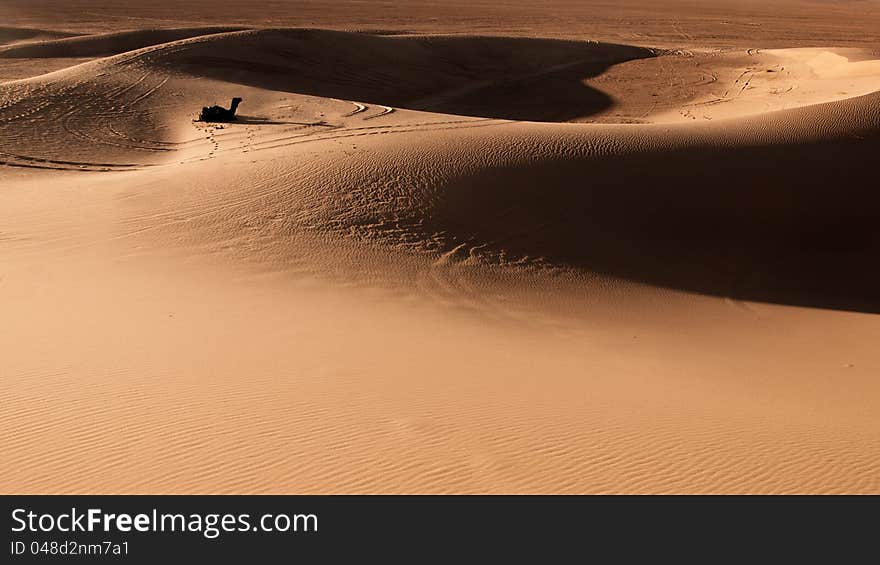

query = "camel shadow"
[[233, 115, 329, 126]]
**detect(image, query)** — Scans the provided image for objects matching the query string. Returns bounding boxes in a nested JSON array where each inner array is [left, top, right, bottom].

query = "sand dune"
[[0, 27, 245, 58], [2, 15, 880, 493], [3, 0, 879, 49], [0, 26, 78, 45], [0, 27, 247, 80]]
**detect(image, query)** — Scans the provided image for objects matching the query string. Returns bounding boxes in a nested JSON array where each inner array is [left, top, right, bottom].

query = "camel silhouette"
[[199, 97, 242, 122]]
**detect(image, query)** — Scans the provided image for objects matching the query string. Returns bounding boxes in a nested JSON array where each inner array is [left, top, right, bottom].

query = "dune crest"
[[3, 29, 878, 311]]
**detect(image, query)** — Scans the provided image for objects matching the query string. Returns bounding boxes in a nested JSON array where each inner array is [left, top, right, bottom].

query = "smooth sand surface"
[[1, 2, 879, 493]]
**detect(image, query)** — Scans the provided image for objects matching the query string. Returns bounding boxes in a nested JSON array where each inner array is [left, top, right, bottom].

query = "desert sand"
[[1, 1, 879, 494]]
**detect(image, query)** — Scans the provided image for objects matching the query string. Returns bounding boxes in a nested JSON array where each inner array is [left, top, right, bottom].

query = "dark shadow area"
[[412, 60, 620, 122], [422, 132, 880, 313], [0, 26, 78, 45], [233, 115, 328, 126], [163, 29, 655, 122], [0, 26, 246, 57]]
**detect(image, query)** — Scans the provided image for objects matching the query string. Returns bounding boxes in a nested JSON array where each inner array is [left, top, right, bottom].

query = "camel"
[[199, 97, 242, 122]]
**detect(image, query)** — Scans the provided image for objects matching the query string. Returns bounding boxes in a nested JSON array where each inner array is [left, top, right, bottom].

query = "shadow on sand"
[[159, 29, 879, 312], [422, 131, 880, 313], [167, 29, 655, 122], [233, 115, 330, 126]]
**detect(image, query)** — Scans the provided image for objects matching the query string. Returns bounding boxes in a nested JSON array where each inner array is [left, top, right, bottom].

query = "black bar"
[[1, 495, 875, 562]]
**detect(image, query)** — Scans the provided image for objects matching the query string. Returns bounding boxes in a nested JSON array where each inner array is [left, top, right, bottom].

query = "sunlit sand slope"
[[1, 27, 879, 493]]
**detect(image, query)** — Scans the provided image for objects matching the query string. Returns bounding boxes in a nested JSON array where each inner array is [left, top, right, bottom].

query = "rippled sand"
[[2, 2, 879, 493]]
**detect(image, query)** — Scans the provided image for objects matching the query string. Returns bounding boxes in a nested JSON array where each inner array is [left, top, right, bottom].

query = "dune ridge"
[[0, 26, 246, 58], [3, 29, 877, 309], [0, 26, 79, 46]]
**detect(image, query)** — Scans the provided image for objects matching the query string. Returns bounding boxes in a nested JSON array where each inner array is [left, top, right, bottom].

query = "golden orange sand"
[[1, 2, 879, 493]]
